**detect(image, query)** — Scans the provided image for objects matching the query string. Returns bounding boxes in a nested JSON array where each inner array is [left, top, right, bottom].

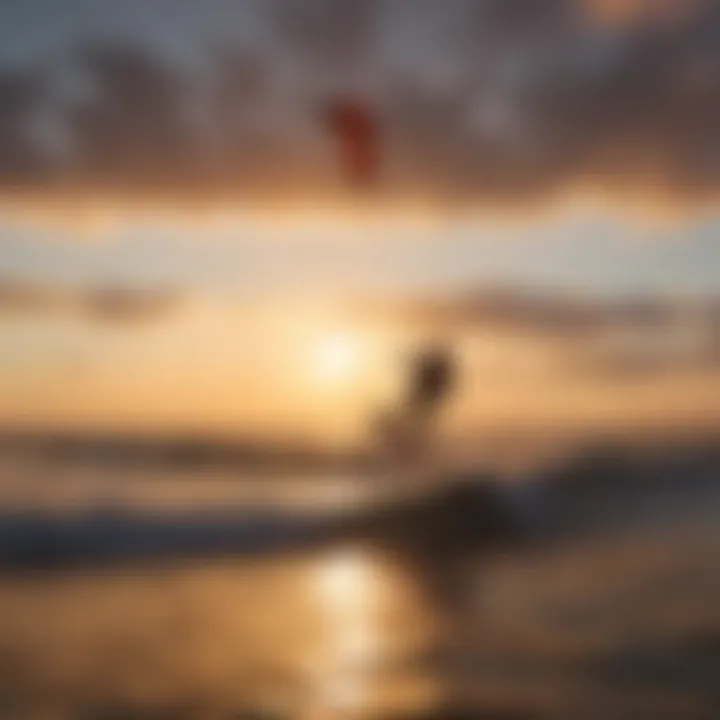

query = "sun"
[[313, 332, 364, 386]]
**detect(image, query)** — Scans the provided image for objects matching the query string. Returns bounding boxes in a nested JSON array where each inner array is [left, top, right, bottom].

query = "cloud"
[[0, 278, 183, 322], [359, 286, 720, 378], [0, 1, 717, 205], [0, 68, 52, 185], [68, 45, 199, 189], [582, 0, 705, 28]]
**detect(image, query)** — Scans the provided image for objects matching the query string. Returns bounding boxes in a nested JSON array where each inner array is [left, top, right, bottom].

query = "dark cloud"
[[0, 1, 718, 203], [270, 0, 383, 71], [0, 278, 183, 322], [69, 45, 201, 189], [376, 289, 701, 333], [361, 287, 720, 377], [0, 69, 52, 185]]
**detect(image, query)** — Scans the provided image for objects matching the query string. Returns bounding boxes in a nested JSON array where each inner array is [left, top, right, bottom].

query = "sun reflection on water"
[[310, 547, 383, 714]]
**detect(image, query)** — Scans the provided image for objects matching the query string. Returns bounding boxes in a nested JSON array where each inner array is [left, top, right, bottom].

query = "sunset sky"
[[0, 0, 719, 446]]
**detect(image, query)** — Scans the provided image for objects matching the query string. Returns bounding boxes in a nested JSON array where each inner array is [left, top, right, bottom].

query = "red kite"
[[325, 98, 380, 189]]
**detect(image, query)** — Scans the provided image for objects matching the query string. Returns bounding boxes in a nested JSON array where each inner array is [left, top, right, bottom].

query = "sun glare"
[[313, 332, 364, 386]]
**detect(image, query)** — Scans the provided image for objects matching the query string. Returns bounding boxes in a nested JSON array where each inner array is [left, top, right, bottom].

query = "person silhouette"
[[373, 342, 457, 472], [407, 342, 457, 421]]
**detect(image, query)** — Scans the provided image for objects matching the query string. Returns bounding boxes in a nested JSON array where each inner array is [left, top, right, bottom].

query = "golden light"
[[311, 548, 383, 713], [312, 331, 365, 386]]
